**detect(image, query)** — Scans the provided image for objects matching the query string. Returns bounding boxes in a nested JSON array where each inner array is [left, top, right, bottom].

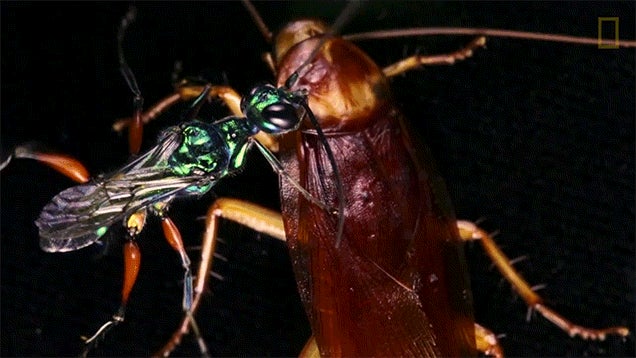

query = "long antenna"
[[344, 27, 636, 48], [117, 6, 142, 99], [241, 0, 273, 44], [243, 1, 361, 248], [282, 1, 362, 248], [302, 103, 346, 248], [117, 6, 144, 154]]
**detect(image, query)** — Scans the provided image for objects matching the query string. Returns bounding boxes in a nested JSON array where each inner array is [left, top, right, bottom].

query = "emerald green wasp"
[[35, 83, 308, 253], [1, 6, 344, 355]]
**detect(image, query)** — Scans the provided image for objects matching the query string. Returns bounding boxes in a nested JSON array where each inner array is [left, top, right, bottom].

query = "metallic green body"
[[37, 83, 303, 253]]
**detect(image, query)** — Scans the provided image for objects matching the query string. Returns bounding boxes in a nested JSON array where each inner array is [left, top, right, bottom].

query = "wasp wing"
[[36, 127, 216, 252]]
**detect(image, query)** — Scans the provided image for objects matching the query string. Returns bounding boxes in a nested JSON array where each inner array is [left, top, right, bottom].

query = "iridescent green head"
[[240, 84, 305, 134]]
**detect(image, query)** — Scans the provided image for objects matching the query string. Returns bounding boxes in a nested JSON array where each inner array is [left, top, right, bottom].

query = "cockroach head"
[[274, 19, 329, 64]]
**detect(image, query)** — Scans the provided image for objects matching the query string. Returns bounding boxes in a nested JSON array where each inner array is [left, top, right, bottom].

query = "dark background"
[[1, 2, 634, 357]]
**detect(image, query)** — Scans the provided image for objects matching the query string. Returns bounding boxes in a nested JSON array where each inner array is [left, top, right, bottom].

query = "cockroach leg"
[[112, 84, 242, 131], [299, 337, 319, 358], [475, 323, 503, 358], [154, 198, 508, 357], [112, 92, 182, 132], [155, 198, 285, 357], [2, 143, 91, 184], [111, 83, 280, 152], [296, 321, 503, 358], [382, 36, 487, 77], [456, 220, 630, 340]]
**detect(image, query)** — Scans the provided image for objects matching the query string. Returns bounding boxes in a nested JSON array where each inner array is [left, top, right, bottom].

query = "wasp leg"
[[154, 204, 210, 357], [456, 220, 630, 341], [112, 83, 279, 152], [382, 36, 487, 77], [1, 143, 90, 183], [81, 212, 144, 357], [126, 87, 144, 155], [155, 198, 285, 357]]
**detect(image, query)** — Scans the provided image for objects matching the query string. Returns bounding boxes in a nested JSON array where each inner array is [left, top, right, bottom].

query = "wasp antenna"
[[183, 84, 212, 121], [117, 6, 145, 154], [241, 0, 273, 44], [284, 2, 359, 246], [253, 139, 334, 214], [301, 102, 345, 248], [344, 27, 636, 48], [117, 6, 142, 98]]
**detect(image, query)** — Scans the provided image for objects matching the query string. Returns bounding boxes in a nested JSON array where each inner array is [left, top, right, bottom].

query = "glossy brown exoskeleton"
[[274, 20, 475, 356]]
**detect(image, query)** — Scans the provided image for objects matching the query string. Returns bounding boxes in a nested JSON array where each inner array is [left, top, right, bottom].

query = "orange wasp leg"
[[157, 205, 210, 356], [127, 94, 144, 155], [3, 143, 91, 184], [382, 36, 487, 77], [81, 212, 144, 356], [111, 83, 279, 153], [456, 220, 630, 340], [155, 198, 285, 357]]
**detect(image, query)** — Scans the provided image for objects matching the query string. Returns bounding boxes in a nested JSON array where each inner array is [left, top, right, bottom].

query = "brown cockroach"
[[1, 2, 633, 356]]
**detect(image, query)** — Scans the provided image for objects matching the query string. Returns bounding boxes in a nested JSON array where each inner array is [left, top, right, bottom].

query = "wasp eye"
[[259, 102, 300, 133], [247, 83, 272, 97]]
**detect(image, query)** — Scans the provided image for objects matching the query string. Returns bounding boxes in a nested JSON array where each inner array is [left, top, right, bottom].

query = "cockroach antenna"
[[241, 0, 273, 44]]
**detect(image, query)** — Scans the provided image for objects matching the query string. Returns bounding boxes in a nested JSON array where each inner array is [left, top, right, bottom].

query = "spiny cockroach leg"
[[113, 84, 242, 130], [112, 83, 280, 153], [456, 220, 630, 340], [475, 323, 504, 358], [154, 198, 508, 357], [155, 198, 284, 357], [382, 36, 487, 77]]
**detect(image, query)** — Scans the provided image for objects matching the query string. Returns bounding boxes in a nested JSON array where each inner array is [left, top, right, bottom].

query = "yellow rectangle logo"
[[598, 17, 619, 49]]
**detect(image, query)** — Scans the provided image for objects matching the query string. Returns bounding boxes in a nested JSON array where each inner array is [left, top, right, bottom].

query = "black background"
[[1, 2, 634, 357]]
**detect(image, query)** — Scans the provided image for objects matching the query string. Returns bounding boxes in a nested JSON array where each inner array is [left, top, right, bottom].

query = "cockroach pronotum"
[[1, 2, 633, 356]]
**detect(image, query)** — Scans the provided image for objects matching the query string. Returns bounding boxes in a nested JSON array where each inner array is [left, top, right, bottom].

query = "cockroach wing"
[[278, 108, 475, 357]]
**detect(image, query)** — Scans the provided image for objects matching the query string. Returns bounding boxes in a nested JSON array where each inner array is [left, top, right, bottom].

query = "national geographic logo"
[[598, 17, 619, 49]]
